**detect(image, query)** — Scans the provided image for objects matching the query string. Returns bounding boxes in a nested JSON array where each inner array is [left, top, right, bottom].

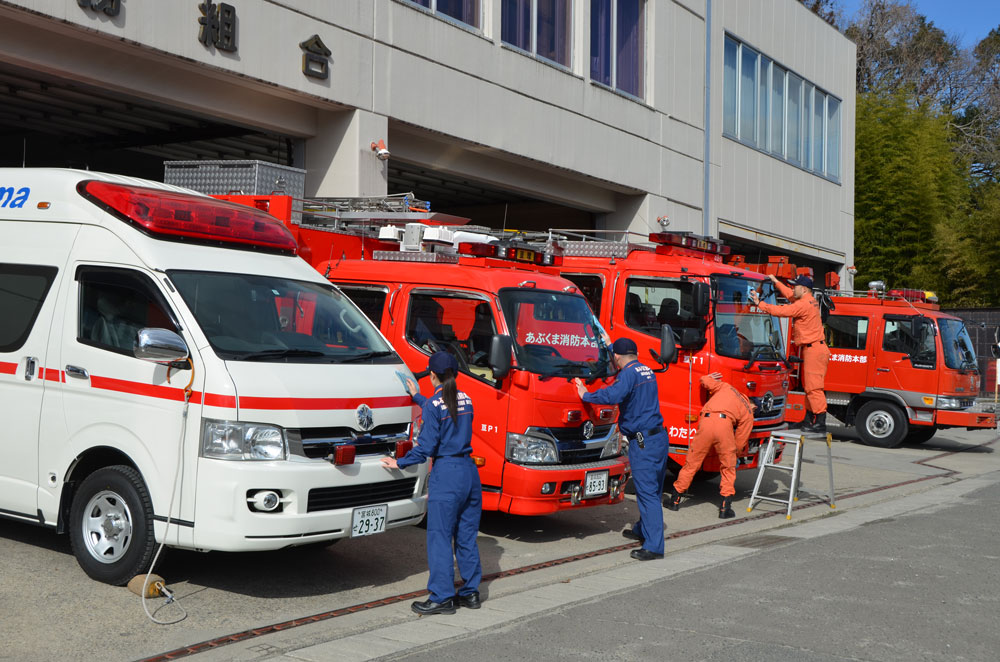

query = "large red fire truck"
[[217, 194, 633, 515], [734, 256, 997, 447]]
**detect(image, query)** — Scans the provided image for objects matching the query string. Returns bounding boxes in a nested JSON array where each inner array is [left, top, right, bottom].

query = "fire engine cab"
[[217, 193, 631, 515], [736, 257, 998, 447]]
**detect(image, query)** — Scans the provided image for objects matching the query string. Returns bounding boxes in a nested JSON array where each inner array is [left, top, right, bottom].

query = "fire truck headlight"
[[506, 433, 558, 464], [937, 397, 964, 410], [600, 425, 622, 458], [202, 419, 287, 461]]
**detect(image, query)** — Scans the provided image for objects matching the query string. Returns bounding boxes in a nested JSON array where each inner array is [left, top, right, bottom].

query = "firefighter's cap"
[[611, 338, 638, 355], [428, 351, 459, 375], [790, 275, 813, 289]]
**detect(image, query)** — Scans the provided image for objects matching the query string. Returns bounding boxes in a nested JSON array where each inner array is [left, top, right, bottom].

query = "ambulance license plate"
[[351, 504, 387, 537], [584, 470, 609, 497]]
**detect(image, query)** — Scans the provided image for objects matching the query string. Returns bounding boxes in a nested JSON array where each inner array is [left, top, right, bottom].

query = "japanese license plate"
[[351, 504, 387, 537], [583, 470, 609, 497]]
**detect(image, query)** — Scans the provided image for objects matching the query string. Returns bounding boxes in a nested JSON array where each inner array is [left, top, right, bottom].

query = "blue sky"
[[838, 0, 999, 49]]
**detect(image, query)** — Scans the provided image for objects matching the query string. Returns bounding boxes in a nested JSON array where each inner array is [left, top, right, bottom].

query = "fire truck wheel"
[[904, 427, 937, 445], [69, 465, 156, 586], [856, 401, 908, 449]]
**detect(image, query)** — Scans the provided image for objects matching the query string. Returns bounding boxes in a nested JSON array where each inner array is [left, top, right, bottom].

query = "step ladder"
[[746, 430, 836, 519]]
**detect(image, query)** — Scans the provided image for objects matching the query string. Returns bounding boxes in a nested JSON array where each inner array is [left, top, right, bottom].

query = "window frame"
[[590, 0, 646, 100], [502, 0, 573, 69], [335, 284, 390, 329], [0, 263, 58, 353], [398, 0, 482, 31], [825, 314, 869, 351], [723, 34, 841, 183]]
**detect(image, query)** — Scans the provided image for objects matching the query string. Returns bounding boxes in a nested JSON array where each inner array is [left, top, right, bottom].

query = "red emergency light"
[[457, 241, 563, 266], [649, 232, 731, 255], [888, 288, 926, 302], [79, 181, 298, 254], [457, 242, 499, 258]]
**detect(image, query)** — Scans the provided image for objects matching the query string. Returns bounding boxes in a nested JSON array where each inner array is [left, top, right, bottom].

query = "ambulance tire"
[[856, 401, 908, 449], [69, 465, 156, 586]]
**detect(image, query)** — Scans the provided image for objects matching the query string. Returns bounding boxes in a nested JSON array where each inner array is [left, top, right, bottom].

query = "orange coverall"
[[673, 375, 755, 497], [756, 281, 830, 416]]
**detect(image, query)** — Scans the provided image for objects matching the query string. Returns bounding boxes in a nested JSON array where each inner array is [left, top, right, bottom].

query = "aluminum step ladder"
[[746, 430, 836, 519]]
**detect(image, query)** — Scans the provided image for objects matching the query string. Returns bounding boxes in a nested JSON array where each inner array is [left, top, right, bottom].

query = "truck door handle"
[[65, 365, 90, 379], [24, 357, 38, 381], [876, 367, 890, 373]]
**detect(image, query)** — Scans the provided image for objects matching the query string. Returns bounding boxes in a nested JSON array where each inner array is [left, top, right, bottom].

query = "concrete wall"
[[0, 0, 855, 269]]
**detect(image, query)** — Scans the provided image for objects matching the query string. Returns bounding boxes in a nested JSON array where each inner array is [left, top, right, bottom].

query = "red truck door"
[[823, 313, 873, 394], [873, 314, 939, 395]]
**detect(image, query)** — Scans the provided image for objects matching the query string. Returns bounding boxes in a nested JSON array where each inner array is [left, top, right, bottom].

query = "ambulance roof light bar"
[[80, 180, 297, 254]]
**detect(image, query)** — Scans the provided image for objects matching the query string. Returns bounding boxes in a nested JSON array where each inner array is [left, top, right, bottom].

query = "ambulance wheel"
[[905, 427, 936, 445], [69, 465, 156, 585], [856, 401, 908, 449]]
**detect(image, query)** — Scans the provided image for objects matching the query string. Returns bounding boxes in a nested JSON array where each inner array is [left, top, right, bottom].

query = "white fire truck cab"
[[0, 169, 426, 584]]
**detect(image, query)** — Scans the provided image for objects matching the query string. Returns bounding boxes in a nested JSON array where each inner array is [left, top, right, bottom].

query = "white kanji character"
[[860, 355, 868, 363]]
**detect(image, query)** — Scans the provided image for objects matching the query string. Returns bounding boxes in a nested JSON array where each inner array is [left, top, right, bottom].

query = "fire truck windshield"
[[168, 270, 397, 363], [712, 275, 784, 361], [498, 289, 612, 378], [938, 318, 978, 371]]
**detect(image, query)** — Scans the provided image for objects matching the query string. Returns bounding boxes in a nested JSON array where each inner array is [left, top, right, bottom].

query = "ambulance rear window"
[[0, 264, 57, 352]]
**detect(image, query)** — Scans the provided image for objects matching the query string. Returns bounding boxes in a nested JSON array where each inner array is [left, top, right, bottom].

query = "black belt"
[[434, 453, 470, 459], [625, 426, 665, 449], [703, 412, 727, 419], [801, 340, 826, 348]]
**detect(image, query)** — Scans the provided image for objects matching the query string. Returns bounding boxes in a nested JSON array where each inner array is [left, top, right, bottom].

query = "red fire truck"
[[734, 257, 998, 447], [533, 232, 792, 473], [217, 194, 633, 515]]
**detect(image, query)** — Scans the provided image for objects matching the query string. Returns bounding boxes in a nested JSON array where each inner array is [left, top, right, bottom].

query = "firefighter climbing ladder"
[[746, 430, 836, 519]]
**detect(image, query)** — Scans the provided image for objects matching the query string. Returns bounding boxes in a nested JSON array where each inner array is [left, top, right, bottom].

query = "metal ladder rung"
[[746, 431, 836, 520]]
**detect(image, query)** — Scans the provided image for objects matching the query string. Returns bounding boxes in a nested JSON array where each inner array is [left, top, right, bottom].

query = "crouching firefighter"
[[381, 351, 483, 615], [665, 372, 755, 518], [575, 338, 670, 561]]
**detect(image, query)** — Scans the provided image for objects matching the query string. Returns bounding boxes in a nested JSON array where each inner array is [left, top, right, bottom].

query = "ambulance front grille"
[[297, 423, 410, 459], [307, 477, 418, 513]]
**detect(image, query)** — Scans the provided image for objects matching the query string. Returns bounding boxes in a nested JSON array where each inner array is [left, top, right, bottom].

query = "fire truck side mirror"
[[678, 327, 705, 350], [659, 324, 678, 365], [692, 282, 710, 317], [489, 334, 514, 379]]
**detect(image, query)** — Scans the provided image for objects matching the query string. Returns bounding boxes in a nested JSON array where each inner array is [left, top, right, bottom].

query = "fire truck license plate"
[[584, 470, 609, 497], [351, 504, 387, 537]]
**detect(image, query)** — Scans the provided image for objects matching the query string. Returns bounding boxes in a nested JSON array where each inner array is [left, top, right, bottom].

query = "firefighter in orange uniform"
[[749, 274, 830, 433], [664, 373, 755, 518]]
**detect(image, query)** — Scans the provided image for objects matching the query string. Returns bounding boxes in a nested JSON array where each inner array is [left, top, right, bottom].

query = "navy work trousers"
[[426, 456, 483, 603], [628, 430, 670, 555]]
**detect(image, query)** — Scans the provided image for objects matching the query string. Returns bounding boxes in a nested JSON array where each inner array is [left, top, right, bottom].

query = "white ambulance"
[[0, 169, 427, 584]]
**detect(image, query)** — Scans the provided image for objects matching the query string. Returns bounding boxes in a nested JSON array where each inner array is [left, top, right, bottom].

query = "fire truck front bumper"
[[499, 457, 630, 515], [934, 409, 998, 430]]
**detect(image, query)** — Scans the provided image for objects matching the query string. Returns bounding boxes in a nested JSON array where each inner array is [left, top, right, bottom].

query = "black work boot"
[[803, 412, 827, 434], [719, 496, 735, 519], [791, 412, 814, 430], [663, 489, 683, 511]]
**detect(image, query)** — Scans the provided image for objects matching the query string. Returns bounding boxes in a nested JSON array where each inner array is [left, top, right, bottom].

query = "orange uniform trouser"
[[673, 416, 739, 497], [801, 343, 831, 415]]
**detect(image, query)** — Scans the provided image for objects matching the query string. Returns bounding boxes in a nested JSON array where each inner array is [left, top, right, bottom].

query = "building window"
[[405, 0, 480, 29], [502, 0, 572, 67], [722, 35, 841, 182], [590, 0, 645, 98]]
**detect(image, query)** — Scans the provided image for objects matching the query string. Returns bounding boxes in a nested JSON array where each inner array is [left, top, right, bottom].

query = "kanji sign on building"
[[300, 35, 332, 80], [78, 0, 121, 17], [198, 1, 237, 53]]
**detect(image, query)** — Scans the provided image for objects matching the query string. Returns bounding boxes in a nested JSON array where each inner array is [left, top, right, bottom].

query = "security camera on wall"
[[371, 140, 390, 161]]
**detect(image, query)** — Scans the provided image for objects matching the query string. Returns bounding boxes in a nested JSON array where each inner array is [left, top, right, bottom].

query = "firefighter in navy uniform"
[[381, 352, 483, 615], [575, 338, 670, 561]]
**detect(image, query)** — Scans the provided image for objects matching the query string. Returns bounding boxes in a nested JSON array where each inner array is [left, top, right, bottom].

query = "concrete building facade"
[[0, 0, 855, 282]]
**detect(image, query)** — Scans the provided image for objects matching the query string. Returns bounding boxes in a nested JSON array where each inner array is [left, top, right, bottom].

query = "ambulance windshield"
[[168, 270, 397, 363], [712, 275, 784, 362], [498, 289, 612, 378], [938, 318, 978, 371]]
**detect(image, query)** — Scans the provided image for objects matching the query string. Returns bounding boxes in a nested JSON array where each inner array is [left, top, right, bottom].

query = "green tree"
[[854, 90, 967, 294]]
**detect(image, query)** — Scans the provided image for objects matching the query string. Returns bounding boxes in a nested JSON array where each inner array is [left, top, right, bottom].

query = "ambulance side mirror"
[[134, 328, 190, 365], [489, 334, 514, 379], [692, 282, 710, 317]]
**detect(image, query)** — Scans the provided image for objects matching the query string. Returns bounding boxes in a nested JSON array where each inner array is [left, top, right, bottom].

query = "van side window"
[[826, 315, 868, 350], [406, 292, 497, 382], [0, 264, 58, 352], [77, 268, 179, 356], [338, 286, 388, 327]]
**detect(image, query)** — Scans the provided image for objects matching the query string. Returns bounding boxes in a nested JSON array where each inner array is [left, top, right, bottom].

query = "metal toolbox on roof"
[[163, 160, 306, 200]]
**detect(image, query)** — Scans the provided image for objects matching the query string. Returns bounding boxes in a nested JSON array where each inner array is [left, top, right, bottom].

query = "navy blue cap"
[[790, 275, 813, 289], [428, 351, 458, 375], [611, 337, 638, 355]]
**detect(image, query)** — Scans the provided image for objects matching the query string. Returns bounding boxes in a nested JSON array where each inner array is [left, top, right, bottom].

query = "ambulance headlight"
[[506, 433, 558, 464], [201, 419, 287, 460], [600, 425, 622, 458]]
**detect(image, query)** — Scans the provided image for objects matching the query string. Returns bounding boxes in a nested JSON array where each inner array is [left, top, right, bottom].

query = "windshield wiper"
[[338, 350, 395, 363], [235, 349, 328, 361]]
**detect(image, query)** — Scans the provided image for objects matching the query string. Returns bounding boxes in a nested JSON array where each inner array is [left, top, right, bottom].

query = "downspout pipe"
[[703, 0, 712, 238]]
